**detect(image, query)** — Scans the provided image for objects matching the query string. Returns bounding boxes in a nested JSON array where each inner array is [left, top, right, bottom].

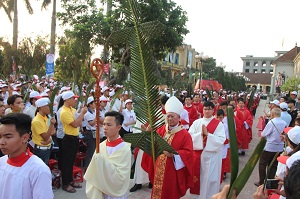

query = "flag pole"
[[90, 58, 104, 153]]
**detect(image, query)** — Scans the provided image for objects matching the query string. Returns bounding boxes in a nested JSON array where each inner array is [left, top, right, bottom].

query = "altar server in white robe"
[[189, 101, 226, 199], [84, 111, 131, 199]]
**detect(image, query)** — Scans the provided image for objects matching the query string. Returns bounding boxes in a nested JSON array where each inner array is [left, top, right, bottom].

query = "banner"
[[46, 54, 55, 78]]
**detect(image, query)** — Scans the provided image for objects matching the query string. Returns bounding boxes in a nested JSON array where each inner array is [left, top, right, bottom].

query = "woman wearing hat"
[[119, 99, 136, 137]]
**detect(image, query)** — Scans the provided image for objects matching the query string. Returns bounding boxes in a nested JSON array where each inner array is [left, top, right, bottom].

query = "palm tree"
[[0, 0, 33, 49], [40, 0, 55, 54]]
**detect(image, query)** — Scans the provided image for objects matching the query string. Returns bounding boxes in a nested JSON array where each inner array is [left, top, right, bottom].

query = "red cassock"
[[236, 107, 253, 149], [184, 105, 199, 127], [142, 125, 194, 199], [193, 102, 203, 118]]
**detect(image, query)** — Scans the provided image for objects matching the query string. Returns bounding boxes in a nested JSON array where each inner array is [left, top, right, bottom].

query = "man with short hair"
[[189, 101, 226, 199], [255, 108, 286, 187], [0, 113, 53, 199], [84, 111, 131, 199], [60, 91, 87, 193], [184, 96, 199, 127], [287, 99, 298, 127], [6, 94, 24, 114]]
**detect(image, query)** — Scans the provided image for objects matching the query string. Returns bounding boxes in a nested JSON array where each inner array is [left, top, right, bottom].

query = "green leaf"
[[49, 87, 60, 117], [227, 107, 239, 187], [247, 89, 255, 110], [84, 81, 95, 105], [228, 138, 266, 198]]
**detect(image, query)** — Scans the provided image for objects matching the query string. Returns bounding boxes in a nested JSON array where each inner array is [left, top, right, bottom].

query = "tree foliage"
[[0, 36, 49, 80], [281, 76, 300, 92], [57, 0, 189, 85]]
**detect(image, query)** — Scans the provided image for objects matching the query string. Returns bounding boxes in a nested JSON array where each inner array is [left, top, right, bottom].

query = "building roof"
[[275, 45, 300, 63], [241, 73, 272, 85]]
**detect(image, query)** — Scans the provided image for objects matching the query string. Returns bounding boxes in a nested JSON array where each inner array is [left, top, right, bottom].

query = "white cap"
[[291, 91, 298, 95], [287, 126, 300, 145], [62, 91, 79, 100], [33, 75, 39, 80], [280, 102, 288, 111], [165, 96, 183, 115], [12, 91, 20, 95], [40, 91, 49, 97], [125, 99, 133, 105], [123, 91, 128, 95], [60, 86, 70, 93], [101, 86, 109, 93], [100, 96, 109, 102], [87, 96, 94, 105], [270, 100, 280, 107], [29, 91, 40, 98], [202, 91, 207, 95], [109, 90, 115, 97], [35, 98, 50, 108]]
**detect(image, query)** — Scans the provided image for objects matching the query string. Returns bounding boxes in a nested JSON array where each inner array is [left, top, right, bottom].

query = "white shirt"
[[180, 109, 189, 129], [121, 109, 136, 132], [0, 155, 54, 199], [262, 117, 286, 152], [56, 107, 65, 139], [24, 105, 37, 119], [111, 98, 122, 112], [280, 111, 292, 127]]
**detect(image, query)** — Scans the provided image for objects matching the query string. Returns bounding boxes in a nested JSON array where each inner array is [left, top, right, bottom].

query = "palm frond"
[[227, 107, 239, 187], [31, 83, 38, 91], [49, 86, 60, 116], [228, 138, 266, 198], [84, 81, 95, 105], [247, 89, 255, 110], [108, 0, 165, 163], [41, 0, 52, 10], [24, 0, 34, 14]]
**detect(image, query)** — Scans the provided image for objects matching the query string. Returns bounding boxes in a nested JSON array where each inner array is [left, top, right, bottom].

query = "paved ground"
[[54, 99, 267, 199]]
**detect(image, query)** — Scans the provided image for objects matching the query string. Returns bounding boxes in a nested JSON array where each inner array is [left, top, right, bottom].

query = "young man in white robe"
[[189, 101, 226, 199], [84, 111, 131, 199], [0, 113, 53, 199]]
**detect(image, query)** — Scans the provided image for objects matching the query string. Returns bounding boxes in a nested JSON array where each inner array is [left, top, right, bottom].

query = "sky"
[[1, 0, 300, 72]]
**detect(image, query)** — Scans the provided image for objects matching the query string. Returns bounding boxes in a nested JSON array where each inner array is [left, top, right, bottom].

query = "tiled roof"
[[275, 45, 300, 63], [241, 73, 272, 85]]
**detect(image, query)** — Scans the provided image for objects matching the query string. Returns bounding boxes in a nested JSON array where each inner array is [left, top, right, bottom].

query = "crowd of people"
[[0, 76, 300, 199]]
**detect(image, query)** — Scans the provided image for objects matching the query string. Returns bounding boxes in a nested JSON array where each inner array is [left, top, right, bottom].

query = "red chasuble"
[[237, 107, 253, 149], [190, 118, 220, 195], [141, 124, 194, 199], [184, 105, 199, 127]]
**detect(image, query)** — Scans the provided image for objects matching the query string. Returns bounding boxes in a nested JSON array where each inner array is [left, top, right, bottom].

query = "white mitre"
[[165, 96, 183, 115]]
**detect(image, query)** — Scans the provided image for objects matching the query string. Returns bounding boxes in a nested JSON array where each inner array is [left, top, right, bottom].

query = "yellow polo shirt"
[[60, 105, 79, 136], [31, 113, 50, 146]]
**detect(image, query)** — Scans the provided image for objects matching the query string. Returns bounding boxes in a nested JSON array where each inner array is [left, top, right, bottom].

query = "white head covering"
[[165, 96, 183, 115]]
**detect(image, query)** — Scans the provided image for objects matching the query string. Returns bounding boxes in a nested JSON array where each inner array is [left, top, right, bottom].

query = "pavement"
[[54, 99, 267, 199]]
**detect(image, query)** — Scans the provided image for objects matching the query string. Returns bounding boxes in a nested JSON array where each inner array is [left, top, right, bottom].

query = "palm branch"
[[84, 81, 95, 105], [49, 86, 60, 116], [107, 0, 167, 163], [247, 89, 255, 110]]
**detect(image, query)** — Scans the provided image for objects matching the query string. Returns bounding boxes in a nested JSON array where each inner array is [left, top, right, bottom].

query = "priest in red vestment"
[[184, 96, 199, 127], [236, 98, 253, 155], [142, 96, 194, 199]]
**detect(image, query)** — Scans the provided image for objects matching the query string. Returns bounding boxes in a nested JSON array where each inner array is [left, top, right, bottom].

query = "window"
[[254, 62, 258, 67], [261, 69, 266, 73], [270, 69, 273, 74], [245, 69, 250, 73], [175, 53, 179, 65], [254, 69, 258, 73], [262, 61, 266, 67], [246, 62, 250, 66]]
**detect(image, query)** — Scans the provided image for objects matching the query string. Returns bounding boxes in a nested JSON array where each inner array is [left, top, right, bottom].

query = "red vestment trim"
[[7, 148, 32, 167], [190, 118, 220, 195], [106, 137, 123, 147]]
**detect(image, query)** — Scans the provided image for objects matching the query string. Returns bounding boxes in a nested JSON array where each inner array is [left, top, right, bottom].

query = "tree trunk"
[[49, 0, 56, 54], [13, 0, 18, 49]]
